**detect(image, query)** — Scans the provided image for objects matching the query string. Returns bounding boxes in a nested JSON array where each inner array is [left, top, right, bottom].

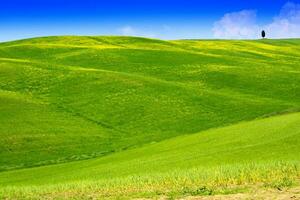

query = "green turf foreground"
[[0, 112, 299, 199]]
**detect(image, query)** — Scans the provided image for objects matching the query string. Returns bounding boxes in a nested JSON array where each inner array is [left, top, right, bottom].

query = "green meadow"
[[0, 36, 300, 199]]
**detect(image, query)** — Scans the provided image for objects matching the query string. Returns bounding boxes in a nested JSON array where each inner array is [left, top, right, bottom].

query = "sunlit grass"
[[0, 36, 300, 199], [1, 112, 300, 198], [1, 162, 299, 199]]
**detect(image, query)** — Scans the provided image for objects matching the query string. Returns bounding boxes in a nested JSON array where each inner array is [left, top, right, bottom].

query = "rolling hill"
[[0, 36, 300, 199], [0, 112, 300, 199]]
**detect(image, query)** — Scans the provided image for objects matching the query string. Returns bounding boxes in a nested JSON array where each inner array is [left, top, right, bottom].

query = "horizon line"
[[1, 34, 300, 43]]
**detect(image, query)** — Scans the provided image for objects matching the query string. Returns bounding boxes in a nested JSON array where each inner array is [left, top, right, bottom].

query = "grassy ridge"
[[0, 112, 299, 199], [0, 36, 300, 171]]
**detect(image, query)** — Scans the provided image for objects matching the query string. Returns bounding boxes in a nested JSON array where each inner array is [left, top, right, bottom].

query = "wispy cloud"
[[119, 26, 136, 36], [213, 2, 300, 39], [118, 25, 159, 38]]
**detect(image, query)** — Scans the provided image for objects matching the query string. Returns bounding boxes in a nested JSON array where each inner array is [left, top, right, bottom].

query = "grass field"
[[0, 112, 300, 199], [0, 36, 299, 199]]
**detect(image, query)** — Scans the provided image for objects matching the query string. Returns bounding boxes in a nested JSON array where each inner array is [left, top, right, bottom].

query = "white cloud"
[[118, 26, 158, 38], [265, 2, 300, 38], [213, 10, 260, 39], [213, 2, 300, 39], [119, 26, 136, 36]]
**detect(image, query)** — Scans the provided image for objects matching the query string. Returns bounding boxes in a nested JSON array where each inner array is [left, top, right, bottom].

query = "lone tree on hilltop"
[[261, 30, 266, 39]]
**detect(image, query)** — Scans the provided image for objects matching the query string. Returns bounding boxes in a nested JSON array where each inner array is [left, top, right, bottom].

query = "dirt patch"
[[181, 186, 300, 200]]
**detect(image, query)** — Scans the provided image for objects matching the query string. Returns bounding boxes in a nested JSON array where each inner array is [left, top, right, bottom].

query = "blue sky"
[[1, 0, 300, 41]]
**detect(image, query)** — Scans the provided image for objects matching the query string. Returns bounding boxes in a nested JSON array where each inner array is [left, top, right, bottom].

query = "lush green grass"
[[0, 112, 299, 199], [0, 36, 300, 171], [0, 36, 300, 198]]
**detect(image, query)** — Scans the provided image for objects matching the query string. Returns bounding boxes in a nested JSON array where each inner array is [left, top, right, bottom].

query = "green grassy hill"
[[0, 36, 300, 199], [1, 36, 299, 171], [0, 112, 299, 199]]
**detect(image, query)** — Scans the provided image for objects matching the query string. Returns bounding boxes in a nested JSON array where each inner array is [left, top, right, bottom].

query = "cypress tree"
[[261, 30, 266, 38]]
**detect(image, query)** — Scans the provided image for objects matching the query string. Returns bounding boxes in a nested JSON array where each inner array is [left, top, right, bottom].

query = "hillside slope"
[[0, 36, 300, 171], [0, 112, 299, 199]]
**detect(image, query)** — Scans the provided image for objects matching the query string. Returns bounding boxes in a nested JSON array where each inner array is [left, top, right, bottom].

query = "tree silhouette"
[[261, 30, 266, 39]]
